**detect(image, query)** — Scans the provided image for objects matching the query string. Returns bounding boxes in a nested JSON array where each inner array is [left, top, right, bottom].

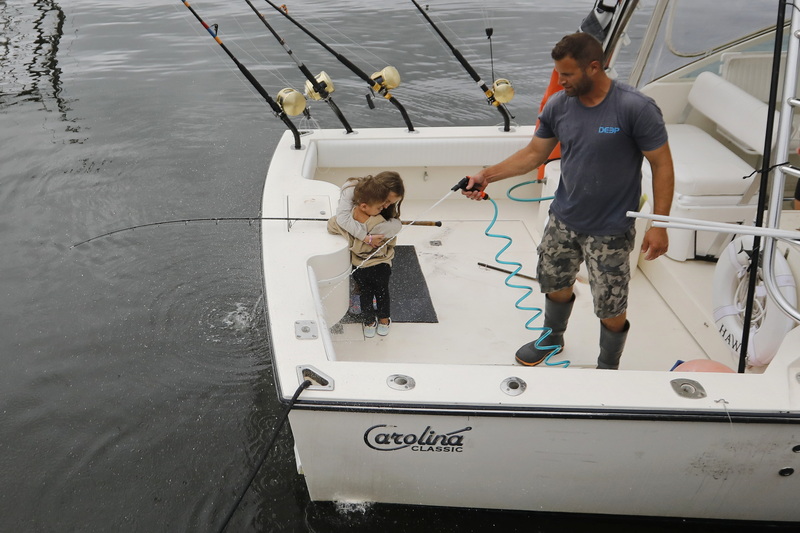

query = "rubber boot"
[[596, 320, 630, 370], [515, 294, 575, 366]]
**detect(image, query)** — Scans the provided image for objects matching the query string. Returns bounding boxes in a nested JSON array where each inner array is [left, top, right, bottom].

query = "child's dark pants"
[[352, 263, 391, 320]]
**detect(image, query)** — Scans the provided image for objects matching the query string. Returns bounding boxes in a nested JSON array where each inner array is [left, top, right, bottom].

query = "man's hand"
[[462, 172, 489, 201], [641, 226, 668, 260]]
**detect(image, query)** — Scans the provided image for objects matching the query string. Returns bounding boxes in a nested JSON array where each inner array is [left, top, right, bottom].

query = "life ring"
[[712, 235, 797, 366]]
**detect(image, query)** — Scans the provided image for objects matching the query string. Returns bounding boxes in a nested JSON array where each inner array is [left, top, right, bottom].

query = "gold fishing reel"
[[492, 78, 515, 104], [276, 87, 307, 116], [304, 71, 335, 101], [370, 66, 401, 90]]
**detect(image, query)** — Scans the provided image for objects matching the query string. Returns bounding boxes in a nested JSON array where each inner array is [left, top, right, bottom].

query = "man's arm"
[[464, 135, 559, 200], [640, 142, 675, 260], [335, 186, 368, 240], [335, 184, 385, 246]]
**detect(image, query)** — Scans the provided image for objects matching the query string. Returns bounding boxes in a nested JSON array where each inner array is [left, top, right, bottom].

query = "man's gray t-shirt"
[[535, 80, 668, 235]]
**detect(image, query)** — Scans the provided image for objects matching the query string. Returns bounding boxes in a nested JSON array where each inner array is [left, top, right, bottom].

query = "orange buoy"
[[673, 359, 735, 373]]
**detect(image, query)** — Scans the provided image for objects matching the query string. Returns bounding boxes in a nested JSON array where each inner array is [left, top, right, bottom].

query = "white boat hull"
[[290, 406, 800, 521]]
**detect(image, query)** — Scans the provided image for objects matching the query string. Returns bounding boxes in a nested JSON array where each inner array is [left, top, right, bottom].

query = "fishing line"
[[261, 0, 386, 72], [70, 217, 265, 249], [176, 5, 274, 109], [418, 6, 492, 78], [261, 0, 415, 131], [223, 8, 315, 101], [316, 190, 456, 305], [250, 292, 265, 323], [243, 0, 353, 133], [422, 3, 516, 124], [410, 0, 512, 131], [216, 379, 311, 533], [285, 12, 385, 72], [176, 0, 288, 112], [317, 178, 563, 372], [180, 0, 302, 148], [229, 16, 297, 90], [274, 6, 409, 99], [70, 216, 442, 249]]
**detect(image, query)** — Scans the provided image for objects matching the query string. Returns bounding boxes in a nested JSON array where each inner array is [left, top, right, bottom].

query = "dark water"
[[0, 0, 789, 531]]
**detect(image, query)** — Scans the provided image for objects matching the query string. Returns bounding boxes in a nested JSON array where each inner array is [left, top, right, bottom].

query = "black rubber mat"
[[344, 245, 438, 323]]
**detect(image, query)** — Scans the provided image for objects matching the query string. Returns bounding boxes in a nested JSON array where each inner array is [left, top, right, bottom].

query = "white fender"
[[712, 235, 797, 366]]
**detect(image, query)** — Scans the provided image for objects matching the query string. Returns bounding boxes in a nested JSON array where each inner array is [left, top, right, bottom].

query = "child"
[[334, 171, 404, 248], [328, 172, 404, 337]]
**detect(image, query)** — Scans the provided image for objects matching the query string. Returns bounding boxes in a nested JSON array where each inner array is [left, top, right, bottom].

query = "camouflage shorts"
[[537, 213, 635, 319]]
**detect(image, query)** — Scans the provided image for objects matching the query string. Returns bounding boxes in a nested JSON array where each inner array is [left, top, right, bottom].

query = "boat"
[[256, 0, 800, 523]]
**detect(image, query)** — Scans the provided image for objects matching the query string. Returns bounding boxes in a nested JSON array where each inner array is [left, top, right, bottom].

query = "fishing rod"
[[70, 217, 442, 249], [242, 0, 353, 133], [261, 0, 415, 132], [180, 0, 302, 149], [410, 0, 513, 132]]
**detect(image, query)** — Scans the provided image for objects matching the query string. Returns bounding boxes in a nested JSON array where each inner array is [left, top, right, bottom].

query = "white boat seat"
[[687, 71, 775, 156], [665, 124, 755, 197], [650, 72, 776, 261]]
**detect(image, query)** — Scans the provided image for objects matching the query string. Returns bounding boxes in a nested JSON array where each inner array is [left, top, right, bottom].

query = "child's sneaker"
[[363, 319, 377, 338], [377, 318, 391, 336]]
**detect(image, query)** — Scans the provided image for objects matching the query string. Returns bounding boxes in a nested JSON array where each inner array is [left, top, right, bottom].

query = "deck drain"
[[387, 374, 415, 391], [501, 377, 527, 396]]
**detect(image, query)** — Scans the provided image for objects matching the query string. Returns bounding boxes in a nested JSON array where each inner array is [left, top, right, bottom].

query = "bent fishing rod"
[[410, 0, 512, 132], [261, 0, 415, 132], [70, 217, 442, 249], [242, 0, 353, 133], [180, 0, 302, 149]]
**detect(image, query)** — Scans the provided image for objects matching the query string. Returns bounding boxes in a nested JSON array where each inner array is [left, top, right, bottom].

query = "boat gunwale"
[[284, 399, 800, 423]]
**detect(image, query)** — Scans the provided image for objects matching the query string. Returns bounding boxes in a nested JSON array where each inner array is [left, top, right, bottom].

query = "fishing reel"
[[276, 87, 307, 116], [305, 71, 335, 101], [370, 66, 401, 91], [492, 78, 515, 104]]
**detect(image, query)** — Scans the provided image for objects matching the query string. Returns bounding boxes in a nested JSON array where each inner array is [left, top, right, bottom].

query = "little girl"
[[328, 171, 405, 337]]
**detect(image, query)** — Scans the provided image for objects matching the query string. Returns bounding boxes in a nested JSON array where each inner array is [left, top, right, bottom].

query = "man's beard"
[[565, 73, 593, 97]]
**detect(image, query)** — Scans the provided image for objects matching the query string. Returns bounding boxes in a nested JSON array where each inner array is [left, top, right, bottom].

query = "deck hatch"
[[295, 320, 318, 339]]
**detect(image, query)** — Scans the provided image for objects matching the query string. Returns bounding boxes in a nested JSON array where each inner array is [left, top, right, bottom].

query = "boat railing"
[[764, 2, 800, 324], [627, 213, 800, 323]]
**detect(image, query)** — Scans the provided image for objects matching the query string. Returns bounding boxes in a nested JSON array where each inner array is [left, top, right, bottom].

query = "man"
[[464, 32, 674, 369]]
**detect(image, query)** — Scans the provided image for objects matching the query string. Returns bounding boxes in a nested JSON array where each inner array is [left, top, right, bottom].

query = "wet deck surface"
[[329, 199, 716, 371]]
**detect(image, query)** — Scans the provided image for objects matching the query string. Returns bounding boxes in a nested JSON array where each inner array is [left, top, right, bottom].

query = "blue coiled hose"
[[482, 181, 569, 368]]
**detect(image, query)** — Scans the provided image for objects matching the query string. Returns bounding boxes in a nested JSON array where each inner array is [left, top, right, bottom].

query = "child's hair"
[[373, 171, 404, 219], [352, 175, 390, 206]]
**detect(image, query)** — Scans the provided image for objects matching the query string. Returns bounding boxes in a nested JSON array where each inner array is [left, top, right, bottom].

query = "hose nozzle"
[[452, 176, 489, 199]]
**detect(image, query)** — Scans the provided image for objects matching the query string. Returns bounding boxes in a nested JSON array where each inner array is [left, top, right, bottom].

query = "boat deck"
[[264, 126, 799, 377], [329, 198, 730, 371]]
